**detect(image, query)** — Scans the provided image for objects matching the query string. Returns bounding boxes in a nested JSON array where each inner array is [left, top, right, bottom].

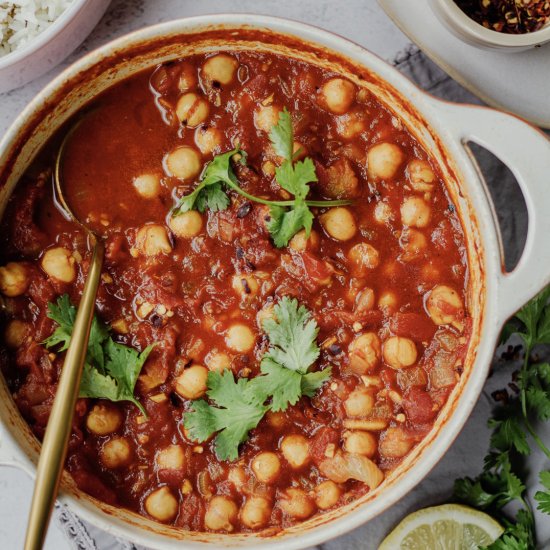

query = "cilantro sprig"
[[44, 294, 153, 415], [172, 109, 351, 247], [183, 297, 331, 460], [452, 286, 550, 549]]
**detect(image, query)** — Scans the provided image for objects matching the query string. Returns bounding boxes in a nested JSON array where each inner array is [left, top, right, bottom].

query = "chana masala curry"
[[0, 48, 470, 533]]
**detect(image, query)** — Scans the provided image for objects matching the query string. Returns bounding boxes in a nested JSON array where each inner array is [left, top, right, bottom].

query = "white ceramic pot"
[[0, 15, 549, 550], [0, 0, 111, 93]]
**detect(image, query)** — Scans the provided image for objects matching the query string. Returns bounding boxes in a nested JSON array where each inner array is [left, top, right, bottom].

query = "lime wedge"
[[379, 504, 504, 550]]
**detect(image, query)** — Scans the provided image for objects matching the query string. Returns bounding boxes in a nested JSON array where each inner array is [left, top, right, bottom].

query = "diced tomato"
[[176, 493, 205, 530], [390, 312, 437, 342], [402, 386, 437, 424], [310, 427, 340, 465]]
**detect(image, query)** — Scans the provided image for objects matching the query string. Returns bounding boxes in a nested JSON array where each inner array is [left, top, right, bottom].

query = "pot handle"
[[430, 101, 550, 323]]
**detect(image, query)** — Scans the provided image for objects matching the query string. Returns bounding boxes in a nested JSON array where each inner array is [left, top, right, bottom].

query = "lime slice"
[[379, 504, 504, 550]]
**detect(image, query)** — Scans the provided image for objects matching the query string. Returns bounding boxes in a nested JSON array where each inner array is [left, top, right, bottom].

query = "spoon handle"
[[24, 239, 105, 550]]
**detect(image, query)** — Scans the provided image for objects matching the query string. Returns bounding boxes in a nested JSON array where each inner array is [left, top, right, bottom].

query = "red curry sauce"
[[0, 49, 470, 533]]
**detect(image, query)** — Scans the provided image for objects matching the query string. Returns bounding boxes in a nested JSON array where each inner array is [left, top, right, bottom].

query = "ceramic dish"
[[429, 0, 550, 51], [0, 0, 111, 94], [0, 15, 549, 550], [378, 0, 550, 128]]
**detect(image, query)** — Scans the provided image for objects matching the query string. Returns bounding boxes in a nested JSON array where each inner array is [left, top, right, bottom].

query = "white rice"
[[0, 0, 73, 58]]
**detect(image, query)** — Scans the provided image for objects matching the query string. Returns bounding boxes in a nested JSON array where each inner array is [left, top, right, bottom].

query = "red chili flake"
[[454, 0, 550, 33]]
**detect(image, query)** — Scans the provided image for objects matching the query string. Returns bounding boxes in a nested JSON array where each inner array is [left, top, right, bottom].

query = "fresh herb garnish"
[[44, 294, 153, 415], [184, 297, 331, 460], [453, 286, 550, 549], [172, 109, 351, 247]]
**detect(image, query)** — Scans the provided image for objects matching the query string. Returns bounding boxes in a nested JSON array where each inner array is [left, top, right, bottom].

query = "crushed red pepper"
[[454, 0, 550, 33]]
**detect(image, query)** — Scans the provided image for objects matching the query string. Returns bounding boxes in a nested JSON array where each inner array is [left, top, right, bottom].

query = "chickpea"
[[251, 451, 281, 484], [348, 243, 380, 276], [367, 143, 404, 180], [100, 436, 131, 468], [205, 350, 231, 372], [426, 285, 464, 326], [257, 304, 275, 330], [254, 104, 282, 133], [225, 323, 255, 353], [231, 274, 259, 299], [175, 92, 209, 127], [41, 247, 76, 283], [399, 228, 427, 261], [378, 291, 398, 313], [313, 480, 342, 510], [379, 426, 414, 459], [202, 54, 238, 85], [383, 336, 418, 369], [195, 126, 222, 155], [136, 224, 172, 256], [228, 466, 247, 488], [319, 78, 356, 114], [144, 486, 179, 522], [407, 159, 436, 192], [289, 229, 320, 252], [164, 146, 202, 181], [400, 197, 431, 228], [344, 388, 375, 417], [354, 287, 375, 315], [4, 319, 30, 348], [86, 403, 122, 435], [374, 201, 393, 225], [348, 332, 381, 374], [133, 173, 160, 199], [266, 410, 286, 430], [177, 63, 197, 92], [169, 211, 203, 239], [280, 434, 310, 469], [336, 113, 366, 139], [175, 365, 208, 400], [0, 262, 29, 297], [155, 445, 185, 470], [320, 207, 357, 241], [279, 488, 315, 519], [343, 431, 377, 458], [241, 496, 272, 529], [204, 496, 238, 531]]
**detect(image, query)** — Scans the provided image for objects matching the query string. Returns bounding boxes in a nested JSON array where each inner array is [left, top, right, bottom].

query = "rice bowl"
[[0, 0, 110, 93]]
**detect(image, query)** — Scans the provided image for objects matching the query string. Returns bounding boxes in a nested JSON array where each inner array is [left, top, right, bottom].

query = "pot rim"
[[0, 13, 527, 550]]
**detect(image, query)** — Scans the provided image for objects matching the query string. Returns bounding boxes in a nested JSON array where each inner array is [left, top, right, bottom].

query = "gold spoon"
[[24, 124, 105, 550]]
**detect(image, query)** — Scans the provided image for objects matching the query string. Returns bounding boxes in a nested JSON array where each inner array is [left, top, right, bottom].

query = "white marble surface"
[[0, 2, 409, 548]]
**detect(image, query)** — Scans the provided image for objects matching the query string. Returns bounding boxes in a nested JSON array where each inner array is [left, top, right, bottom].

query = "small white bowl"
[[430, 0, 550, 51], [0, 0, 111, 93]]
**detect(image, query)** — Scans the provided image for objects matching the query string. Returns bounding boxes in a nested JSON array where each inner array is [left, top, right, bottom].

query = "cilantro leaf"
[[535, 471, 550, 515], [173, 147, 243, 215], [453, 478, 501, 509], [262, 296, 320, 373], [301, 367, 332, 397], [248, 358, 303, 412], [267, 202, 314, 249], [184, 370, 268, 461], [183, 298, 330, 459], [269, 107, 294, 161], [274, 157, 317, 198], [488, 416, 530, 455], [514, 286, 550, 346], [44, 294, 152, 413], [79, 341, 153, 416], [265, 109, 320, 247]]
